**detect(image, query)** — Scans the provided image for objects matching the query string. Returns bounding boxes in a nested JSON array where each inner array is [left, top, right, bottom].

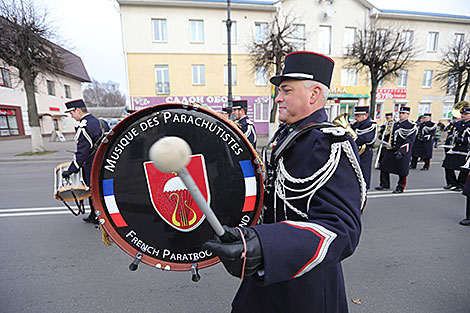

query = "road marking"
[[368, 190, 455, 199], [0, 211, 72, 217], [0, 206, 90, 218], [368, 187, 448, 195]]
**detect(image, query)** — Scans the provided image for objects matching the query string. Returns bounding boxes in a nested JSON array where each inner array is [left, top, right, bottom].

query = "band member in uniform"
[[442, 106, 470, 191], [62, 99, 110, 223], [410, 113, 436, 170], [460, 173, 470, 226], [375, 112, 393, 168], [232, 100, 257, 148], [204, 51, 365, 313], [221, 106, 232, 120], [375, 107, 417, 193], [351, 106, 377, 189]]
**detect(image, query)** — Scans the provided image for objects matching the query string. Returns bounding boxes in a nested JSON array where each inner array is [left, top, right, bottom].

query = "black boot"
[[83, 212, 98, 224]]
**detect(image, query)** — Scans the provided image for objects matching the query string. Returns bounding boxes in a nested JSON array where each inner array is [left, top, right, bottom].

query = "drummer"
[[204, 51, 364, 313], [62, 99, 109, 224]]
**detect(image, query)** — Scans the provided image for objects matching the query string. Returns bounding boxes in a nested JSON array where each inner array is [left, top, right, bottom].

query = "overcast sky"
[[40, 0, 470, 96]]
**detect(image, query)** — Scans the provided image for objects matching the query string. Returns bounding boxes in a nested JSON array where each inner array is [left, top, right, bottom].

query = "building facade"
[[0, 49, 90, 138], [118, 0, 470, 135]]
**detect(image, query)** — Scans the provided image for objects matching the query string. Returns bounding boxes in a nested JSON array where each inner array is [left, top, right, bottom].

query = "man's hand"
[[394, 151, 404, 160], [62, 170, 71, 179], [203, 226, 263, 278]]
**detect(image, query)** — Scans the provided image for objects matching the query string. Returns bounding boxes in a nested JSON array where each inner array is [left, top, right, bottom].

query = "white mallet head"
[[149, 136, 191, 173]]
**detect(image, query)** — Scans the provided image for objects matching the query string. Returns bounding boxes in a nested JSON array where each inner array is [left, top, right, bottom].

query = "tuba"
[[332, 113, 366, 155], [452, 100, 470, 119]]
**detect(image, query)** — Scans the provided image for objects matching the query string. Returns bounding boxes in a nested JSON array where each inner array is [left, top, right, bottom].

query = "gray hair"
[[303, 80, 329, 101]]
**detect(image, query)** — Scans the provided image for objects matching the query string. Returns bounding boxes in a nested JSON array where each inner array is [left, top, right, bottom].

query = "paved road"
[[1, 141, 469, 312]]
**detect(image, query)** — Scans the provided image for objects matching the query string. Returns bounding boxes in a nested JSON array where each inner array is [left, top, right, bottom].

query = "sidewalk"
[[0, 137, 76, 162]]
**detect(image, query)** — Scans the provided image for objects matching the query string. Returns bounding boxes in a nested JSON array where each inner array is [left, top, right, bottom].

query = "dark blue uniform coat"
[[67, 114, 109, 184], [412, 121, 436, 159], [237, 115, 257, 148], [352, 117, 377, 189], [442, 119, 470, 170], [232, 109, 363, 313], [379, 119, 417, 177]]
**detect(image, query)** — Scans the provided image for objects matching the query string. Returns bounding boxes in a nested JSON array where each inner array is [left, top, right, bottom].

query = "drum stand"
[[57, 191, 87, 216]]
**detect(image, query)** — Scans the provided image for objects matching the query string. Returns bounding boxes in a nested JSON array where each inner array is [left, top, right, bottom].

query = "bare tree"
[[435, 38, 470, 104], [246, 12, 304, 123], [345, 21, 417, 119], [0, 0, 64, 152], [83, 79, 126, 107]]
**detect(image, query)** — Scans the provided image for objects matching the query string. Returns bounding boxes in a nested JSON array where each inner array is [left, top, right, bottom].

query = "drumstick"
[[149, 136, 226, 238]]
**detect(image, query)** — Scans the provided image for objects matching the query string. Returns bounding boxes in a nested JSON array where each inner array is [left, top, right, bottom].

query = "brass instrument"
[[384, 119, 395, 150], [451, 100, 470, 119], [332, 113, 366, 155]]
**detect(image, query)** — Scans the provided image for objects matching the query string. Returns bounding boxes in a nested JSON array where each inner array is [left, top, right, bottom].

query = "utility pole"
[[226, 0, 233, 108]]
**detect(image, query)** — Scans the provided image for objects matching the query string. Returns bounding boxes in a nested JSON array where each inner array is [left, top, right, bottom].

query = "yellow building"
[[117, 0, 470, 134]]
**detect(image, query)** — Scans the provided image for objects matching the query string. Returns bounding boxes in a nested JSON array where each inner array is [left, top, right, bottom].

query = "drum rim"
[[91, 103, 264, 271]]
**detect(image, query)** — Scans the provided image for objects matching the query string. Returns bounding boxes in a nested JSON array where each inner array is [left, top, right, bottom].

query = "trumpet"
[[332, 113, 366, 155]]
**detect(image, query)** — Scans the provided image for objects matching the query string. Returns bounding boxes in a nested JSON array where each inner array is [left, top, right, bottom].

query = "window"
[[454, 33, 464, 48], [447, 74, 457, 95], [442, 102, 453, 119], [401, 30, 413, 49], [192, 65, 205, 85], [47, 80, 55, 96], [427, 32, 439, 52], [152, 19, 167, 42], [254, 97, 269, 122], [343, 27, 356, 54], [377, 28, 388, 40], [418, 102, 431, 116], [224, 65, 237, 85], [255, 66, 268, 86], [341, 68, 357, 86], [375, 102, 384, 120], [422, 70, 433, 88], [190, 20, 204, 43], [64, 84, 71, 98], [0, 109, 19, 136], [155, 65, 170, 94], [254, 22, 268, 44], [223, 21, 237, 44], [318, 26, 331, 55], [398, 70, 408, 87], [0, 68, 12, 88], [292, 24, 305, 51]]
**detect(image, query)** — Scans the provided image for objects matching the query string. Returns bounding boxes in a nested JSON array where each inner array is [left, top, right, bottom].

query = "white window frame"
[[454, 33, 464, 48], [427, 32, 439, 52], [375, 101, 384, 120], [442, 101, 453, 119], [224, 65, 237, 85], [418, 102, 431, 116], [64, 84, 71, 98], [254, 98, 269, 122], [318, 25, 331, 55], [341, 68, 357, 86], [152, 19, 167, 42], [292, 24, 305, 51], [254, 22, 268, 44], [190, 20, 204, 43], [47, 80, 55, 96], [255, 66, 268, 86], [155, 65, 170, 94], [422, 70, 433, 88], [401, 30, 413, 49], [447, 74, 457, 95], [398, 69, 408, 87], [223, 20, 237, 44], [192, 65, 205, 85], [343, 27, 356, 55]]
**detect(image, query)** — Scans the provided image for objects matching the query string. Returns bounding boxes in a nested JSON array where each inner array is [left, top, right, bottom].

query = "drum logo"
[[143, 155, 210, 232]]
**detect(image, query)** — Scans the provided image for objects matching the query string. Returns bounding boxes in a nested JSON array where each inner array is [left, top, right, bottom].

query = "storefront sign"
[[329, 85, 370, 99], [0, 109, 14, 116], [376, 88, 407, 99]]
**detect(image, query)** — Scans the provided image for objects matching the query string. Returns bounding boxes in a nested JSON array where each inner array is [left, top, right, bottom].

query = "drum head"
[[91, 103, 263, 271]]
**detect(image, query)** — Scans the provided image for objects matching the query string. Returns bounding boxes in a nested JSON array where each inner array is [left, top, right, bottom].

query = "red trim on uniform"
[[281, 221, 326, 278], [400, 143, 409, 153], [402, 176, 407, 190], [242, 195, 256, 212], [285, 51, 335, 64]]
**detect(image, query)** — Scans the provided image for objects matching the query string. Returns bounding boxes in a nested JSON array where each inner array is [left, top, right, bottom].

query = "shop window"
[[0, 109, 19, 136]]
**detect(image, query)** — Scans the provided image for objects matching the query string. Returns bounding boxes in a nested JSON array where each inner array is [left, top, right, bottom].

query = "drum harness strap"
[[265, 122, 367, 222]]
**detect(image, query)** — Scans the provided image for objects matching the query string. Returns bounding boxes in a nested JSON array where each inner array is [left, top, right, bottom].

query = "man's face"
[[275, 80, 315, 125], [462, 112, 470, 121], [68, 109, 80, 121], [399, 112, 409, 120], [386, 116, 392, 121], [232, 108, 241, 120], [354, 113, 368, 123]]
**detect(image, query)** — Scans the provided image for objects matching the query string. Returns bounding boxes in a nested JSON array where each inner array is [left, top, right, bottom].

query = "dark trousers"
[[445, 168, 468, 188], [380, 171, 407, 191], [82, 165, 96, 216], [466, 197, 470, 219], [410, 157, 430, 169]]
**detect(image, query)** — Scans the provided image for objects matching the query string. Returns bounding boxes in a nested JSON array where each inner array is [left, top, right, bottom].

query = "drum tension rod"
[[129, 253, 143, 271], [190, 263, 201, 282]]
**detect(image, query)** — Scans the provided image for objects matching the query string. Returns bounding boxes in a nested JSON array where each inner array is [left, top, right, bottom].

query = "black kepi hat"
[[385, 112, 393, 118], [462, 106, 470, 114], [423, 113, 432, 117], [232, 100, 248, 110], [399, 107, 411, 113], [270, 51, 335, 87], [354, 106, 369, 115], [65, 99, 86, 113]]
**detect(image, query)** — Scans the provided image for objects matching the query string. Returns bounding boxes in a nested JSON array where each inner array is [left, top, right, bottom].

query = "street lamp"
[[226, 0, 233, 108]]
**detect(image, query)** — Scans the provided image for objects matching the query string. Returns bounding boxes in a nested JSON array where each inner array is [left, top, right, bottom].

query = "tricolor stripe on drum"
[[239, 160, 257, 212], [102, 179, 128, 227]]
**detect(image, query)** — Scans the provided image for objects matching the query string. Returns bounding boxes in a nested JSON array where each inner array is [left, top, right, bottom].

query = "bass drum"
[[91, 103, 263, 271]]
